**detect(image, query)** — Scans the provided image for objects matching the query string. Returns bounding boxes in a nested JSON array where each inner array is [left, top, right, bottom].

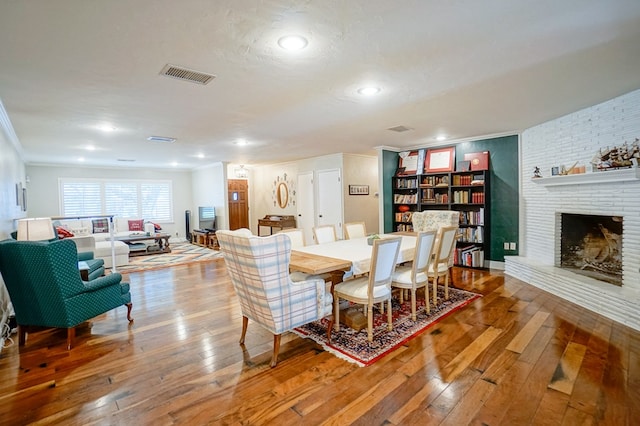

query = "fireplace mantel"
[[531, 167, 640, 187]]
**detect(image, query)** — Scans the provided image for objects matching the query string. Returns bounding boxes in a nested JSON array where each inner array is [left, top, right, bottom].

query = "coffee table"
[[115, 233, 171, 257]]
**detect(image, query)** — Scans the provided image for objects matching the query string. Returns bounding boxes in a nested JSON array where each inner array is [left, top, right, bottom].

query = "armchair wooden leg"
[[126, 303, 133, 322], [270, 334, 281, 368], [18, 326, 26, 346], [240, 316, 249, 344], [66, 327, 75, 350]]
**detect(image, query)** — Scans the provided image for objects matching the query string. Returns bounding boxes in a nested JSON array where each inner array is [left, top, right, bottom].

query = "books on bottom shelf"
[[455, 245, 485, 268]]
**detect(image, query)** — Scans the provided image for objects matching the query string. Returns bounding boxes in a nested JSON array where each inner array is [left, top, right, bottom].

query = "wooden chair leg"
[[270, 334, 281, 368], [18, 325, 26, 346], [126, 302, 133, 322], [444, 272, 450, 300], [66, 327, 75, 350], [240, 315, 248, 344], [433, 276, 439, 305], [387, 298, 393, 331], [425, 284, 430, 314], [410, 289, 417, 321], [333, 296, 340, 332], [326, 317, 334, 343], [367, 304, 373, 342]]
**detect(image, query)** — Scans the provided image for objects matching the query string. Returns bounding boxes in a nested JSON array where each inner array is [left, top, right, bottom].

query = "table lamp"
[[17, 217, 55, 241]]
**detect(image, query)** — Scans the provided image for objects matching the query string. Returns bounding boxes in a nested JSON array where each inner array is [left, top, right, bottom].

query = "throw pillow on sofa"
[[128, 219, 144, 232], [92, 218, 109, 233], [56, 226, 74, 239]]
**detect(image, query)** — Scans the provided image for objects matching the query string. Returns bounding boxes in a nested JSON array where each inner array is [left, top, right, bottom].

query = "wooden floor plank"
[[548, 342, 588, 395], [0, 263, 637, 424]]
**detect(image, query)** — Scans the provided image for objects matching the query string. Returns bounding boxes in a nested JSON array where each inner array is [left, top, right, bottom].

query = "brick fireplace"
[[505, 88, 640, 331]]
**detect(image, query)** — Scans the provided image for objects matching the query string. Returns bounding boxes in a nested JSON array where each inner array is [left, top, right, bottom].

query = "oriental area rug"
[[112, 242, 223, 274], [293, 286, 481, 367]]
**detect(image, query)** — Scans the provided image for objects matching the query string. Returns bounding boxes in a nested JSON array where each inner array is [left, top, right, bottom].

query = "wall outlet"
[[504, 242, 510, 250], [509, 242, 516, 250]]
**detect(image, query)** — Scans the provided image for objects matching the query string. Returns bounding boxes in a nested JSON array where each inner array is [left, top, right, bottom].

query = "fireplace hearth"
[[560, 213, 623, 286]]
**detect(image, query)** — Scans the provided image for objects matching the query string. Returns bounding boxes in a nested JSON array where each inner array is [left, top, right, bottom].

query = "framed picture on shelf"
[[464, 151, 490, 171], [398, 150, 420, 174], [425, 147, 455, 173], [349, 184, 369, 195]]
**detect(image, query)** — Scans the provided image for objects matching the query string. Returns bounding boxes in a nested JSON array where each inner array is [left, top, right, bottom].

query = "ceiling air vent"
[[147, 136, 176, 143], [160, 64, 215, 85], [117, 159, 136, 162], [387, 125, 413, 133]]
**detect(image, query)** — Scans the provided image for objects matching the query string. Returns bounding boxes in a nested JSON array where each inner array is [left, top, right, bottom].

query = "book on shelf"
[[454, 245, 485, 268]]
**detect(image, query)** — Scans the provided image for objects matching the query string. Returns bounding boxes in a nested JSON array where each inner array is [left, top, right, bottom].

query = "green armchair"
[[0, 238, 133, 349]]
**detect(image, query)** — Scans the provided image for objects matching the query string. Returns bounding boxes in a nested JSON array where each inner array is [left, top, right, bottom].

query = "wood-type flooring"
[[0, 260, 638, 425]]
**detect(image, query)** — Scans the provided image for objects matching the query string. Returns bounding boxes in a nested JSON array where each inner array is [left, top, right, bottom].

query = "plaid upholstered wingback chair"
[[217, 229, 333, 368], [411, 210, 460, 278], [0, 238, 133, 349]]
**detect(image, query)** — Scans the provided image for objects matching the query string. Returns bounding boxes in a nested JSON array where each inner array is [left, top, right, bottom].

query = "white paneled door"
[[296, 172, 315, 246], [316, 168, 343, 239]]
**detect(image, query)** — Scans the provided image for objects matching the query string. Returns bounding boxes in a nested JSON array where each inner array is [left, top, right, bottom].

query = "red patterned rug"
[[293, 286, 480, 367]]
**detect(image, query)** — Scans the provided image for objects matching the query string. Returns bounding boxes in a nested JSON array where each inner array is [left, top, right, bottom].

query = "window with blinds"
[[59, 179, 173, 222]]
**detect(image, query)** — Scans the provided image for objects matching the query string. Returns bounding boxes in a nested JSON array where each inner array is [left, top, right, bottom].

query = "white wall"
[[506, 87, 640, 330], [249, 153, 379, 237], [192, 163, 227, 231], [0, 101, 26, 350], [25, 165, 193, 239], [343, 154, 379, 235]]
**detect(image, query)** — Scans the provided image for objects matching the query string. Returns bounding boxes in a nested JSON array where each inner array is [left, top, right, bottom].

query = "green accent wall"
[[382, 149, 397, 233], [383, 134, 519, 262]]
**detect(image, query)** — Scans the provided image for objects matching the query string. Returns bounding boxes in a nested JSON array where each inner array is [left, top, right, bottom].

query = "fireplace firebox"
[[559, 213, 622, 286]]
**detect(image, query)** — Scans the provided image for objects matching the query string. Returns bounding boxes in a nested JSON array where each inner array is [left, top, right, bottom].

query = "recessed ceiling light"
[[436, 135, 447, 141], [78, 157, 85, 162], [97, 124, 117, 132], [86, 145, 96, 151], [277, 35, 308, 50], [234, 139, 248, 146], [357, 87, 381, 96], [197, 153, 205, 159], [171, 162, 178, 167]]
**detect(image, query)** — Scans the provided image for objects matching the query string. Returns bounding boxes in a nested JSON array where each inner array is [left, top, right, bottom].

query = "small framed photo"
[[426, 147, 455, 173], [349, 184, 369, 195]]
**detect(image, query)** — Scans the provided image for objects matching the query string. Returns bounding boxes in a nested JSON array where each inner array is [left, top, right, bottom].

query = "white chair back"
[[436, 226, 458, 265], [278, 228, 306, 248], [344, 222, 367, 239], [313, 225, 337, 244], [370, 236, 402, 290], [414, 231, 437, 275]]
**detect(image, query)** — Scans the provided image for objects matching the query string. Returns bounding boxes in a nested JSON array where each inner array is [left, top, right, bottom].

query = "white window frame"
[[58, 178, 174, 223]]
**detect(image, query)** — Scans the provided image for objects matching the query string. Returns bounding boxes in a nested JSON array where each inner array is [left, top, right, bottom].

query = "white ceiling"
[[2, 0, 640, 170]]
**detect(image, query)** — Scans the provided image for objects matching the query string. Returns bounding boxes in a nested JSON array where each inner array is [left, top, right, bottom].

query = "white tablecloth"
[[293, 235, 416, 275]]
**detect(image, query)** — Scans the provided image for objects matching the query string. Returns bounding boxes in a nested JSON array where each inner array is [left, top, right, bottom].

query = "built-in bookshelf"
[[392, 169, 489, 268]]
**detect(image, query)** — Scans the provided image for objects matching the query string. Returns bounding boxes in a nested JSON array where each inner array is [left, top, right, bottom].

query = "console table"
[[258, 215, 296, 236]]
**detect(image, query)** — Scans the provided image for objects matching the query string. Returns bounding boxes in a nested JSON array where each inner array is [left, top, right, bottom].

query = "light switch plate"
[[504, 242, 509, 250]]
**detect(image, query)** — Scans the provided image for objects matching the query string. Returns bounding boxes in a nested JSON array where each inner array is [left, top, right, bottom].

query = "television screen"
[[198, 207, 216, 231]]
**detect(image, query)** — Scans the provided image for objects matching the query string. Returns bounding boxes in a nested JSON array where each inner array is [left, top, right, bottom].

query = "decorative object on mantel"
[[591, 138, 640, 171], [532, 167, 542, 178]]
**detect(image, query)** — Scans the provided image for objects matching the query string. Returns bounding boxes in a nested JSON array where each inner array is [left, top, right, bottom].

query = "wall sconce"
[[234, 165, 248, 178]]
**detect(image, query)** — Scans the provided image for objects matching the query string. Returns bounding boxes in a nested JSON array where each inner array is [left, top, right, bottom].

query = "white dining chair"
[[333, 236, 402, 341], [391, 231, 437, 320], [278, 228, 306, 249], [429, 226, 458, 305], [313, 224, 338, 244], [344, 222, 367, 240]]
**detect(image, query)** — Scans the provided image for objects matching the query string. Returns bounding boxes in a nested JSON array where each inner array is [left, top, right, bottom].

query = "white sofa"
[[55, 217, 158, 268]]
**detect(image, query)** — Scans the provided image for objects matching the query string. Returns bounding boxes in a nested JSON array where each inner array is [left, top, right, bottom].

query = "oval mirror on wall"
[[277, 182, 288, 208]]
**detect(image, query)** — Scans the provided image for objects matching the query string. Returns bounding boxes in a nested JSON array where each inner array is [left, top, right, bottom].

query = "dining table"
[[290, 234, 417, 280]]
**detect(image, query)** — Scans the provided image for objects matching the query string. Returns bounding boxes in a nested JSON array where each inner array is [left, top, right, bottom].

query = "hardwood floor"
[[1, 260, 638, 425]]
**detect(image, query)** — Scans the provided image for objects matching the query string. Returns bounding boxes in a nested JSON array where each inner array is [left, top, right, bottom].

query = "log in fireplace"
[[560, 213, 623, 286]]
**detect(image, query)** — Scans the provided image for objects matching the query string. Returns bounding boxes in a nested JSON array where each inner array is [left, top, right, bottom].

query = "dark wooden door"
[[228, 179, 249, 230]]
